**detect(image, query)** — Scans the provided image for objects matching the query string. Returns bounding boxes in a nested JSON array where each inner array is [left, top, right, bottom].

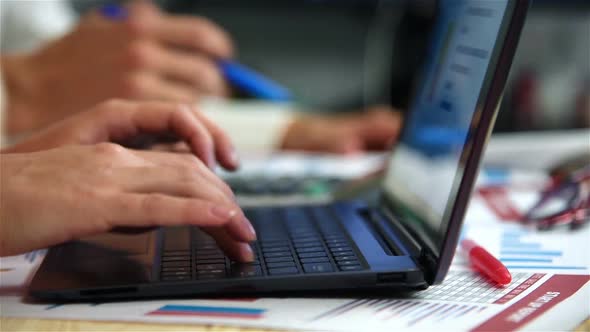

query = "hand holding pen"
[[3, 0, 241, 134], [96, 1, 234, 99], [101, 2, 291, 101]]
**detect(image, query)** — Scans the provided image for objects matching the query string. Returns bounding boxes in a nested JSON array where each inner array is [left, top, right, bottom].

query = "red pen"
[[461, 238, 512, 285]]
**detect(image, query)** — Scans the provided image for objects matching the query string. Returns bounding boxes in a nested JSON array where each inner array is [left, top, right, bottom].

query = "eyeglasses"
[[523, 166, 590, 230]]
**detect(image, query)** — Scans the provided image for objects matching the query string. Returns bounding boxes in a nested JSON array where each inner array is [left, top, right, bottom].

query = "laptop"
[[29, 0, 530, 301]]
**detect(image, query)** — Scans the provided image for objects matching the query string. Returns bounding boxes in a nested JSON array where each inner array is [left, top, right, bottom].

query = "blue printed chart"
[[458, 223, 590, 275]]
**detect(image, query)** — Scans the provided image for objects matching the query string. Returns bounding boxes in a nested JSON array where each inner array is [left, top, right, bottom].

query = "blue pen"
[[217, 60, 292, 101], [100, 4, 292, 102], [100, 4, 129, 20]]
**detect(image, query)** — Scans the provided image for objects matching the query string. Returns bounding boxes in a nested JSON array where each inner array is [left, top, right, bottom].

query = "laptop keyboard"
[[159, 206, 366, 281], [224, 175, 343, 196]]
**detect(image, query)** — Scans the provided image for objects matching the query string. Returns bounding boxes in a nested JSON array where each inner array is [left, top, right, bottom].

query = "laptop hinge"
[[376, 195, 438, 283], [358, 208, 404, 256]]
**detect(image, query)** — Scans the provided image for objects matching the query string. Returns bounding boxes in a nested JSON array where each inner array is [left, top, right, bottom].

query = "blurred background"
[[8, 0, 588, 132]]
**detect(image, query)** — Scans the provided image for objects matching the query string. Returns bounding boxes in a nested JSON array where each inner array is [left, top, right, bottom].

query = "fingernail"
[[246, 218, 257, 240], [210, 206, 237, 220], [208, 150, 216, 169], [230, 147, 240, 168], [241, 243, 254, 262]]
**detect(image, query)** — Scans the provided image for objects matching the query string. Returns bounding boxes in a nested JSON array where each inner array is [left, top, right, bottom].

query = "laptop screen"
[[383, 1, 512, 254]]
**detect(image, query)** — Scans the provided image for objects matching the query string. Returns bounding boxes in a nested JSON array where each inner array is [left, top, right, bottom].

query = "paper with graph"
[[1, 226, 588, 331]]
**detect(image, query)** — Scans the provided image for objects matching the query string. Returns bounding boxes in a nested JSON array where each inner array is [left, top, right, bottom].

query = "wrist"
[[280, 115, 307, 150], [280, 114, 326, 151]]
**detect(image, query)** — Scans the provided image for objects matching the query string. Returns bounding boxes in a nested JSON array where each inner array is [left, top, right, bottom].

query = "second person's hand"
[[281, 106, 403, 154], [1, 1, 233, 136]]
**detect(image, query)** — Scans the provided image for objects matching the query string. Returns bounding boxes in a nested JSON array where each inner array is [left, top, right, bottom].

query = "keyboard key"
[[161, 275, 190, 281], [196, 254, 225, 260], [302, 263, 333, 273], [265, 256, 294, 263], [289, 228, 315, 233], [293, 241, 321, 248], [325, 239, 348, 244], [162, 250, 190, 256], [262, 246, 290, 253], [298, 252, 327, 258], [161, 255, 190, 262], [327, 241, 351, 247], [196, 249, 223, 256], [197, 270, 226, 279], [260, 240, 286, 247], [266, 261, 296, 268], [335, 255, 357, 262], [195, 258, 226, 264], [161, 266, 191, 273], [263, 251, 292, 258], [196, 264, 225, 271], [332, 250, 355, 257], [324, 235, 346, 240], [259, 236, 289, 242], [292, 236, 321, 243], [161, 270, 191, 278], [339, 265, 363, 271], [294, 242, 322, 249], [161, 261, 190, 268], [231, 265, 262, 278], [330, 247, 352, 253], [268, 267, 299, 275], [295, 246, 325, 253], [290, 232, 318, 238], [300, 257, 330, 263], [337, 260, 360, 266], [194, 244, 219, 250]]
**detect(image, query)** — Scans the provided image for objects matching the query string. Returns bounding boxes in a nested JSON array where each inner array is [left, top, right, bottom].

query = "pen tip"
[[497, 269, 512, 285]]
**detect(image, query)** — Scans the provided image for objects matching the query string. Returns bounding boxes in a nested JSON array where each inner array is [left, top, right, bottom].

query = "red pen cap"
[[461, 239, 512, 285]]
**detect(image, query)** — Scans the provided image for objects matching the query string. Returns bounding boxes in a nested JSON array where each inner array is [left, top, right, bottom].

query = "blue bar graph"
[[499, 231, 585, 270], [502, 266, 586, 270], [500, 258, 552, 263], [500, 250, 562, 256]]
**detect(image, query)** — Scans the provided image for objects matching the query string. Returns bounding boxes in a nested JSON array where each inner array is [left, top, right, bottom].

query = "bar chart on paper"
[[306, 271, 544, 330], [460, 224, 590, 274]]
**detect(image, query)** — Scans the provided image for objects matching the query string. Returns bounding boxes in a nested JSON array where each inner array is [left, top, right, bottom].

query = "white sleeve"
[[1, 0, 77, 53], [199, 98, 295, 153]]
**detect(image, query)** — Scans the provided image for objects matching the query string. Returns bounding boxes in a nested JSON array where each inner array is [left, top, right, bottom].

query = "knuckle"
[[192, 18, 233, 56], [181, 154, 202, 167], [94, 142, 127, 157], [192, 61, 219, 87], [177, 163, 198, 181], [124, 41, 153, 69], [172, 104, 192, 120], [212, 188, 230, 204], [141, 193, 165, 215], [123, 13, 150, 37], [100, 98, 127, 109], [120, 74, 146, 98], [95, 99, 127, 117]]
